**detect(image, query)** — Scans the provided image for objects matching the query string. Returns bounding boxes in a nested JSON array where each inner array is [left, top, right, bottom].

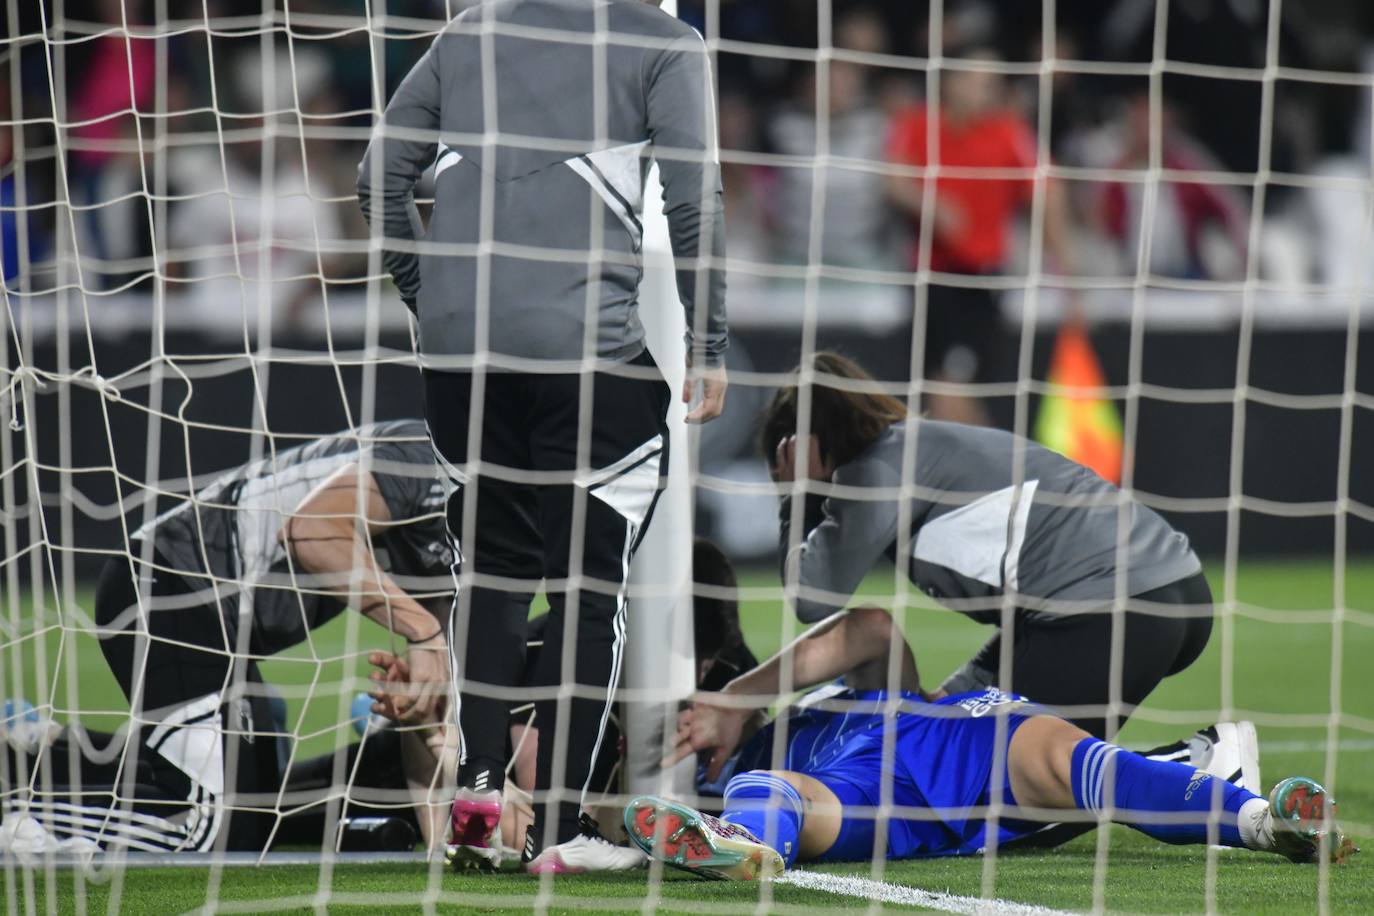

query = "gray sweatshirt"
[[134, 420, 453, 655], [780, 420, 1202, 624], [357, 0, 727, 367]]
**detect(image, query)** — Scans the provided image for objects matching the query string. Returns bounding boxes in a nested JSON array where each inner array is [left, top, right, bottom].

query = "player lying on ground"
[[442, 538, 760, 873], [765, 351, 1213, 740], [1, 421, 458, 852], [625, 606, 1357, 879]]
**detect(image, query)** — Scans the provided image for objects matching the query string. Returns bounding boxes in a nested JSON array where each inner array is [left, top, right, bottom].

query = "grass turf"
[[4, 557, 1373, 912]]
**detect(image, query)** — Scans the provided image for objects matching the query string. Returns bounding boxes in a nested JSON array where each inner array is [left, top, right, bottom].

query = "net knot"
[[69, 366, 122, 403], [3, 367, 48, 432]]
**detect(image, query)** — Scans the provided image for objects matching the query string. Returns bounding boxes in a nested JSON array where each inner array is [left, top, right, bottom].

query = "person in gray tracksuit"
[[356, 0, 728, 867], [763, 353, 1212, 740]]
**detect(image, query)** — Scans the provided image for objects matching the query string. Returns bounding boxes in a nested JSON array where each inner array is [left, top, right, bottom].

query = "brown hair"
[[759, 352, 908, 471], [692, 537, 742, 660]]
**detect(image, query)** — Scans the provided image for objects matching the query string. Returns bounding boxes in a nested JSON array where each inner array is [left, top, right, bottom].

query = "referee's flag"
[[1034, 319, 1124, 484]]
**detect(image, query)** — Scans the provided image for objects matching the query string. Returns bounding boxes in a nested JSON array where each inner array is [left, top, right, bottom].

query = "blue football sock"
[[722, 771, 805, 866], [1071, 737, 1263, 847]]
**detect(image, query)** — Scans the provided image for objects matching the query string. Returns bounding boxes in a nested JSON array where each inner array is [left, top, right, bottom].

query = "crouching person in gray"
[[762, 352, 1212, 742], [0, 422, 455, 853]]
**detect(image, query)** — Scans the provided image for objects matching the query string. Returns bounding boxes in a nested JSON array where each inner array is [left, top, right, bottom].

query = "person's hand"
[[367, 649, 411, 721], [665, 695, 754, 782], [400, 636, 449, 723], [773, 434, 832, 483], [368, 638, 448, 724], [683, 359, 727, 424]]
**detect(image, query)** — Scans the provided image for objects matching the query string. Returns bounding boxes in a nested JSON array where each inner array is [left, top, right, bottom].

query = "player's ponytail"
[[760, 351, 908, 471]]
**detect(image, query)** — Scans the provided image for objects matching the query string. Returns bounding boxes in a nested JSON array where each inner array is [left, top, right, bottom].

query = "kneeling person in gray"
[[19, 421, 455, 852], [763, 353, 1211, 741]]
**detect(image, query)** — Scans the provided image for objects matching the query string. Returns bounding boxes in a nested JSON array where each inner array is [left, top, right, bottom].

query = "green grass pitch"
[[4, 557, 1373, 913]]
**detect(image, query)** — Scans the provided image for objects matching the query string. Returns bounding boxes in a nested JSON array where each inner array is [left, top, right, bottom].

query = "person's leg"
[[526, 352, 670, 852], [992, 609, 1189, 740], [448, 475, 540, 791], [82, 552, 274, 851], [719, 770, 841, 865], [526, 488, 639, 847], [921, 282, 996, 426], [1006, 714, 1353, 861], [222, 661, 285, 850], [422, 369, 542, 792], [622, 769, 835, 880], [1155, 571, 1215, 677]]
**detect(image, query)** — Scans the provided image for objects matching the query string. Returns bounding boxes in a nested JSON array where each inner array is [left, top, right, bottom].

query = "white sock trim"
[[1238, 796, 1271, 850]]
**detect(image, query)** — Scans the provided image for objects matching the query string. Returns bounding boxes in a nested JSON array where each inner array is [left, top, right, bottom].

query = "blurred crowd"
[[4, 0, 1374, 327]]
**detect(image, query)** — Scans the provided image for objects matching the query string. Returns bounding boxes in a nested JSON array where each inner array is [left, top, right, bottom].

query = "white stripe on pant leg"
[[576, 442, 662, 805], [424, 416, 467, 764], [15, 797, 187, 834], [579, 516, 634, 804], [184, 781, 222, 852], [14, 800, 189, 843], [443, 500, 467, 765], [7, 799, 187, 851], [448, 581, 466, 766], [11, 813, 172, 854], [8, 804, 186, 851], [443, 515, 466, 765], [142, 695, 228, 851]]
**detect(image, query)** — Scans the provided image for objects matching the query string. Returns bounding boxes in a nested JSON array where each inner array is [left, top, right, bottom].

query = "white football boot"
[[1189, 721, 1261, 792], [523, 815, 648, 875]]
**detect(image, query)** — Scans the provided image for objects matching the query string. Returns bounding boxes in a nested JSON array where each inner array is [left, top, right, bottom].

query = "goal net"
[[2, 0, 1370, 912]]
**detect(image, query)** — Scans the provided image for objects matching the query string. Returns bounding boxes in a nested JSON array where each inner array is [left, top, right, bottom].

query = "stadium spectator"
[[0, 78, 32, 287], [765, 30, 896, 268], [168, 127, 341, 333], [717, 92, 772, 277], [165, 46, 342, 332], [885, 47, 1076, 425], [357, 0, 729, 875], [1093, 93, 1249, 281], [69, 0, 158, 292], [761, 352, 1211, 741]]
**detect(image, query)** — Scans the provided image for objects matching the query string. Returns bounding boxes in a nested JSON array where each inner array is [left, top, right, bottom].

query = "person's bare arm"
[[367, 650, 456, 847], [280, 463, 447, 721], [669, 606, 926, 778], [722, 605, 921, 700]]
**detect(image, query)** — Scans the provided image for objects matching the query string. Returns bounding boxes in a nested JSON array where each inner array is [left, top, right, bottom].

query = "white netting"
[[2, 0, 1372, 912]]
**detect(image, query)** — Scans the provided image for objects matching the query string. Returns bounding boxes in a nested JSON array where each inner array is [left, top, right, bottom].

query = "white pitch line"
[[1258, 738, 1374, 753], [777, 871, 1076, 916]]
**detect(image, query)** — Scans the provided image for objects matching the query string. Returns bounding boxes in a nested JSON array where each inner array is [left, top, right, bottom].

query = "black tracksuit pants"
[[52, 550, 284, 851], [423, 350, 670, 847], [942, 571, 1215, 740]]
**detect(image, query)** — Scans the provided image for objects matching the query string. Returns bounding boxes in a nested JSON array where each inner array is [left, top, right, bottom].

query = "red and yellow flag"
[[1034, 319, 1124, 484]]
